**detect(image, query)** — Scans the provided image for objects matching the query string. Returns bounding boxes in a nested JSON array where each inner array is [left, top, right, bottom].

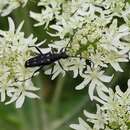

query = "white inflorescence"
[[30, 0, 130, 100], [0, 17, 40, 108], [0, 0, 130, 111], [0, 0, 28, 16], [70, 79, 130, 130]]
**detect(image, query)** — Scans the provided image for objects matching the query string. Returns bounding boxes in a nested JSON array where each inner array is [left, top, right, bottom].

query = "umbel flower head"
[[0, 0, 28, 16], [30, 0, 130, 100], [31, 0, 130, 100], [70, 79, 130, 130], [0, 17, 39, 108]]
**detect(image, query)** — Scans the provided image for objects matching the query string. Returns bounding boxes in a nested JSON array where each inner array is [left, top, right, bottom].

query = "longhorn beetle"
[[26, 45, 69, 76], [25, 46, 69, 68], [16, 29, 92, 82], [16, 15, 93, 82], [15, 44, 92, 82]]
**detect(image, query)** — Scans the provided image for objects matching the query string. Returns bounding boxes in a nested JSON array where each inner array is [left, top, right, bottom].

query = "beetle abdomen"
[[25, 54, 51, 67], [25, 51, 69, 68]]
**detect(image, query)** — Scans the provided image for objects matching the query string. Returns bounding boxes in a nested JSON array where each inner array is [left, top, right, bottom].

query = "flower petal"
[[8, 17, 15, 33], [16, 94, 25, 108], [25, 92, 40, 99]]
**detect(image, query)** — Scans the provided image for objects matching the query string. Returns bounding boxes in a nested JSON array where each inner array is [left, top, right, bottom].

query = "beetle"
[[15, 44, 92, 82], [25, 46, 69, 68], [15, 46, 70, 82], [25, 45, 69, 76]]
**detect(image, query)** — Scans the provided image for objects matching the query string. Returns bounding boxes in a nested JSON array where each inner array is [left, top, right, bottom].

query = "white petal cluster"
[[75, 67, 113, 100], [0, 0, 28, 16], [70, 79, 130, 130], [30, 0, 130, 100], [30, 0, 62, 28], [0, 17, 39, 108]]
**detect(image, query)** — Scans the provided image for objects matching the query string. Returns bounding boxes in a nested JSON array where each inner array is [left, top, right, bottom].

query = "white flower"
[[45, 61, 66, 80], [30, 0, 130, 76], [75, 66, 113, 100], [30, 0, 61, 28], [30, 8, 54, 28], [101, 19, 130, 50], [103, 50, 128, 72], [121, 3, 130, 25], [0, 17, 40, 108], [49, 18, 74, 39], [0, 0, 28, 16], [5, 80, 40, 108], [93, 80, 130, 130], [48, 39, 69, 52], [70, 117, 93, 130], [102, 0, 126, 16], [67, 58, 86, 78], [84, 105, 107, 130], [70, 105, 107, 130], [70, 79, 130, 130], [29, 0, 130, 104]]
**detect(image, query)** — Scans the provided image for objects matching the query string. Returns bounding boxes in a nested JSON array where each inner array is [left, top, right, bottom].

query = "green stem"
[[52, 95, 89, 130], [51, 76, 65, 116], [30, 101, 40, 130], [17, 109, 30, 130], [37, 76, 51, 130]]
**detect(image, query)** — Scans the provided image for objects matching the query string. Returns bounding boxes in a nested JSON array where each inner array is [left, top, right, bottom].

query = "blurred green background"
[[0, 1, 130, 130]]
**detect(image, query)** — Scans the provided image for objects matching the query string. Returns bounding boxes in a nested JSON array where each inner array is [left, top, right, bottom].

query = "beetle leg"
[[60, 48, 64, 52], [50, 65, 54, 78], [31, 66, 43, 78], [58, 61, 66, 72], [28, 45, 43, 55], [51, 47, 56, 54]]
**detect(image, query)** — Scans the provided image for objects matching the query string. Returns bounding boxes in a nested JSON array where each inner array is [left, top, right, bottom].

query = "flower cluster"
[[70, 79, 130, 130], [30, 0, 130, 100], [0, 17, 40, 108], [0, 0, 28, 16], [0, 0, 130, 115]]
